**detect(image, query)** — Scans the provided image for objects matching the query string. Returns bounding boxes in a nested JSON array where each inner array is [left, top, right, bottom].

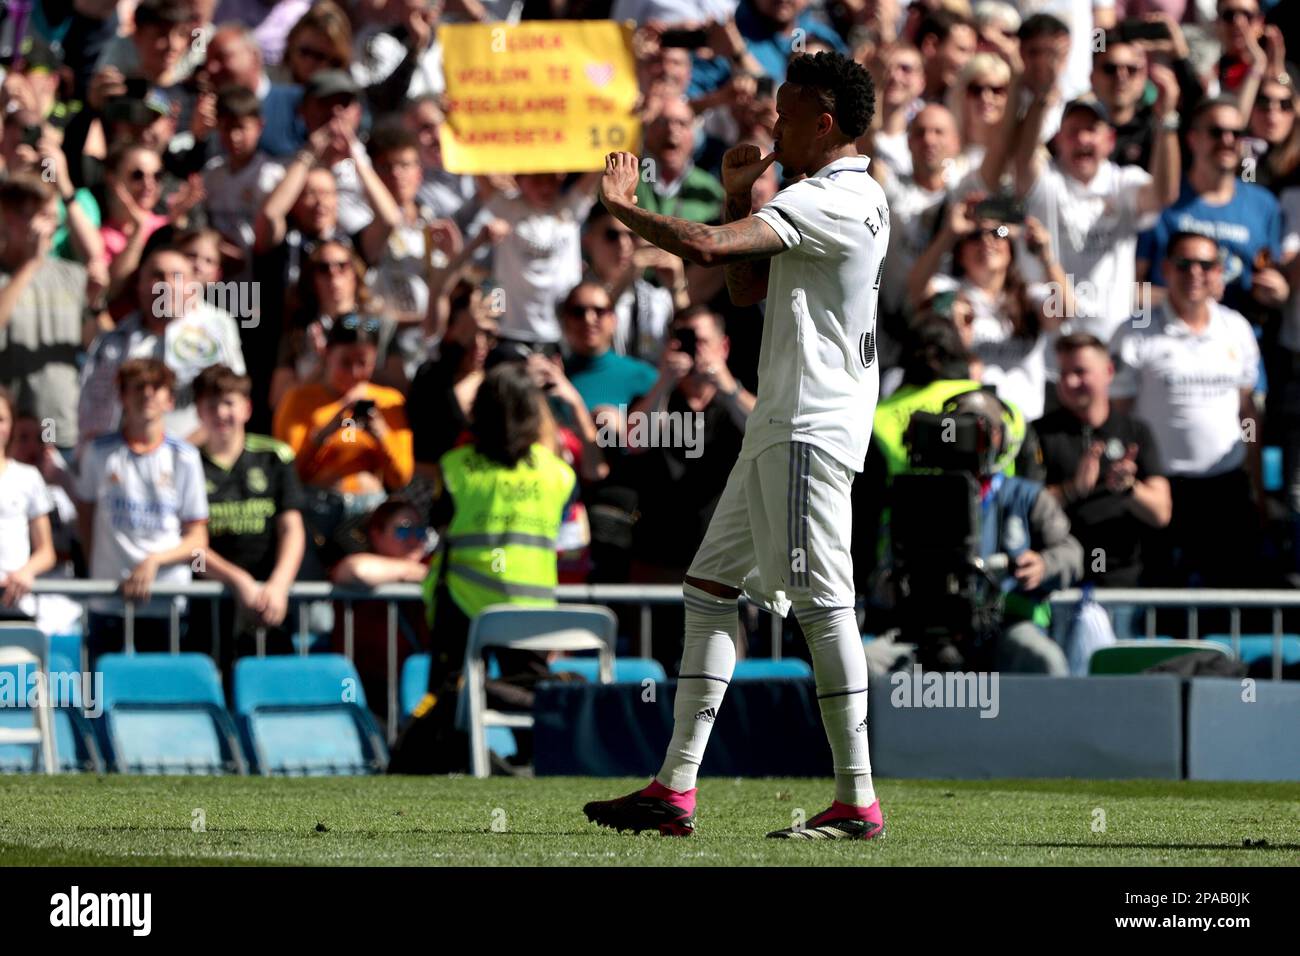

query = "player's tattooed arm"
[[722, 191, 772, 307], [598, 150, 784, 269], [603, 198, 784, 267]]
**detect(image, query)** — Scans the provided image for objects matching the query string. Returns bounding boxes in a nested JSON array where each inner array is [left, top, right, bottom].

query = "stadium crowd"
[[0, 0, 1297, 700]]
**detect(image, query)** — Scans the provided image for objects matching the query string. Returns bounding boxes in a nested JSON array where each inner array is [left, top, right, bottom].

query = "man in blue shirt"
[[1137, 96, 1290, 317]]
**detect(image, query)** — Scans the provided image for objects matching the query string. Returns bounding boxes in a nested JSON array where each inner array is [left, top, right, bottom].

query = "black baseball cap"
[[1062, 95, 1112, 126]]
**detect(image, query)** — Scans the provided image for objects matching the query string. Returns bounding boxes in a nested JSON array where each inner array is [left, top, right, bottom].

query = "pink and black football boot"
[[766, 799, 885, 840], [583, 780, 697, 837]]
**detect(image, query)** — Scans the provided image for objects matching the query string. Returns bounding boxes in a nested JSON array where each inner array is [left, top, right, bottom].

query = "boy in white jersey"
[[584, 52, 889, 840], [76, 359, 209, 665]]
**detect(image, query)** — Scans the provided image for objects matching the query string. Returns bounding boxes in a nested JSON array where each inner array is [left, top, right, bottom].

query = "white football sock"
[[655, 584, 738, 793], [796, 602, 876, 807]]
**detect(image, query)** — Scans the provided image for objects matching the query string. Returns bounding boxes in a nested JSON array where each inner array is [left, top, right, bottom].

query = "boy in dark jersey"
[[191, 365, 306, 668]]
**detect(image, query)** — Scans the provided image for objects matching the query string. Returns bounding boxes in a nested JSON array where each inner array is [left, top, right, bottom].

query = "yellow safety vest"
[[873, 379, 1028, 479], [423, 443, 576, 626]]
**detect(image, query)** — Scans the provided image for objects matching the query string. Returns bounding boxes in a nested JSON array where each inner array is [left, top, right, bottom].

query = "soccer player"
[[583, 52, 890, 840]]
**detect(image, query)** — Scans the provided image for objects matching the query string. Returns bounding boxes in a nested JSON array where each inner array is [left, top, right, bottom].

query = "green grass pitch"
[[0, 776, 1297, 866]]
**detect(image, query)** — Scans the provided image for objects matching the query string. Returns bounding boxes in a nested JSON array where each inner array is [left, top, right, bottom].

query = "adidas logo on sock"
[[854, 714, 869, 733], [695, 707, 717, 723]]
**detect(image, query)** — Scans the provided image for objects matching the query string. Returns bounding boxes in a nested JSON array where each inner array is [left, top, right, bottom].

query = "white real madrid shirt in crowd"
[[612, 279, 674, 362], [1110, 302, 1259, 477], [486, 188, 596, 343], [929, 274, 1052, 421], [77, 305, 248, 446], [332, 157, 376, 235], [202, 152, 287, 272], [75, 434, 209, 616], [749, 154, 890, 472], [352, 26, 445, 98], [1022, 159, 1158, 345], [879, 162, 979, 321], [1279, 186, 1300, 352], [611, 0, 737, 25], [0, 460, 53, 619], [872, 129, 912, 180]]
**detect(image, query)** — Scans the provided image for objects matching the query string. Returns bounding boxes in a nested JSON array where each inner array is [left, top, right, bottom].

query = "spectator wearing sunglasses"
[[272, 240, 403, 406], [99, 142, 194, 299], [1213, 0, 1268, 97], [1244, 70, 1300, 194], [1110, 231, 1264, 589], [947, 53, 1012, 181], [581, 205, 681, 364], [908, 197, 1071, 421], [1091, 21, 1204, 170], [273, 315, 414, 539], [330, 497, 432, 722], [1137, 96, 1288, 321], [559, 281, 659, 421]]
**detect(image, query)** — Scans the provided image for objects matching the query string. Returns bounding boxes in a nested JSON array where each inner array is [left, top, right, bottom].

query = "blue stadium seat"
[[400, 654, 432, 717], [50, 634, 82, 670], [233, 655, 388, 775], [732, 659, 813, 680], [1204, 634, 1300, 666], [549, 656, 667, 684], [0, 653, 100, 773], [399, 654, 517, 758], [97, 653, 245, 774]]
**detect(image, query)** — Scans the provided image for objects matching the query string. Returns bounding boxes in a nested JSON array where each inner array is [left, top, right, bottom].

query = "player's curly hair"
[[786, 51, 876, 140]]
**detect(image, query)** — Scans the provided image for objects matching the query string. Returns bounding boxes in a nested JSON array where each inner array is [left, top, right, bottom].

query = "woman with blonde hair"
[[947, 52, 1013, 177]]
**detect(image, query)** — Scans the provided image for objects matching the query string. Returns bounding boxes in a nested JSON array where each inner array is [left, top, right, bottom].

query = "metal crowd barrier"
[[1048, 588, 1300, 680], [25, 582, 1297, 742], [27, 580, 782, 743]]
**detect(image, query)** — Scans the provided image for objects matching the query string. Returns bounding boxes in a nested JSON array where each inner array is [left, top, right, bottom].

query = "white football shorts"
[[687, 441, 856, 615]]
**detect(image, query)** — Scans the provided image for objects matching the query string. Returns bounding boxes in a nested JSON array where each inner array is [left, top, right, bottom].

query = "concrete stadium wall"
[[868, 675, 1184, 780], [1186, 677, 1300, 781]]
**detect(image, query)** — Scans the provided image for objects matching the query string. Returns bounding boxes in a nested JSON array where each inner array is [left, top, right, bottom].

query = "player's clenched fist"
[[599, 151, 641, 210], [721, 144, 776, 198]]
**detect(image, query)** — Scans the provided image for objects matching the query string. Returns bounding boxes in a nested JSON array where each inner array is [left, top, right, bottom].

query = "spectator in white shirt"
[[908, 195, 1074, 421], [76, 358, 209, 664], [861, 44, 927, 181], [78, 247, 248, 447], [0, 388, 56, 621], [582, 206, 684, 363], [999, 74, 1182, 344], [202, 85, 286, 277], [478, 170, 602, 344], [1110, 231, 1265, 588]]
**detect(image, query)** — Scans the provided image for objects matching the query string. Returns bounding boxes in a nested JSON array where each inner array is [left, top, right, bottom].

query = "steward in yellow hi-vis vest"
[[394, 366, 577, 773], [424, 440, 576, 625]]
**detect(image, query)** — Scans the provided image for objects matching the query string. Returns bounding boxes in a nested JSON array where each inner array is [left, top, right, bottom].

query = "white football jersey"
[[750, 155, 890, 473], [76, 434, 209, 616]]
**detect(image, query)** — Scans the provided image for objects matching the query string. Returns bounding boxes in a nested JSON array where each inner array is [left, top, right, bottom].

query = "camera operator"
[[857, 315, 1042, 595], [886, 388, 1081, 674]]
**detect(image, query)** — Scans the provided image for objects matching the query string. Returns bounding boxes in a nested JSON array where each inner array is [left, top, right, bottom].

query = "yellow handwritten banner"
[[437, 20, 641, 175]]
